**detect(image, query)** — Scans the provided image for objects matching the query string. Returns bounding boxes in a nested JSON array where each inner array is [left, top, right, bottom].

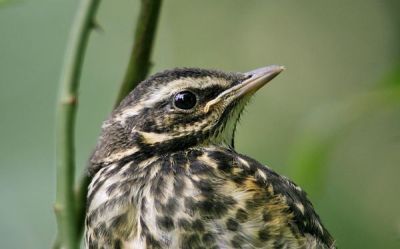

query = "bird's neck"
[[89, 124, 237, 176]]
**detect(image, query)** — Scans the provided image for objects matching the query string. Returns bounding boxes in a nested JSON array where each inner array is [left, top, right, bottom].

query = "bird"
[[85, 65, 336, 249]]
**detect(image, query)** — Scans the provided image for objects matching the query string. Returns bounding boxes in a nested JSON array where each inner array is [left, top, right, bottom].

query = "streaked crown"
[[89, 66, 283, 175]]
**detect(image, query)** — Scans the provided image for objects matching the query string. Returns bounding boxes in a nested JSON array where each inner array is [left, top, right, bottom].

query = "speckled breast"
[[85, 147, 333, 249]]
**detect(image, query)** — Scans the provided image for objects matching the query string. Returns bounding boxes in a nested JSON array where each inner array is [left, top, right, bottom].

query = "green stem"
[[54, 0, 101, 249], [115, 0, 163, 105], [71, 0, 163, 246]]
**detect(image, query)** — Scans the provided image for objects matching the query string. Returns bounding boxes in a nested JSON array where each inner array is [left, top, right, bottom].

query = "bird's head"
[[90, 66, 284, 173]]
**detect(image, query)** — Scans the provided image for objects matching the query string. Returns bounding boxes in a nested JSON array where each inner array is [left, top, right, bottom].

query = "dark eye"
[[173, 91, 197, 110]]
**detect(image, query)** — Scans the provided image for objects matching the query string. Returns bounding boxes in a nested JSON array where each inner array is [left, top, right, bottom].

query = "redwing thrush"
[[85, 66, 335, 249]]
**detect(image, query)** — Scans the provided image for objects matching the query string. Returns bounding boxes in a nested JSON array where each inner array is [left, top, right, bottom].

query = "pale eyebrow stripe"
[[115, 77, 230, 124]]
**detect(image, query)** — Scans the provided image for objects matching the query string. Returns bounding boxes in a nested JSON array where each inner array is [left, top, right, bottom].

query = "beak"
[[204, 65, 285, 112], [239, 65, 285, 98]]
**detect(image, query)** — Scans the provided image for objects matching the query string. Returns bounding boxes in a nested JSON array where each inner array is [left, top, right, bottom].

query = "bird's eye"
[[173, 91, 197, 110]]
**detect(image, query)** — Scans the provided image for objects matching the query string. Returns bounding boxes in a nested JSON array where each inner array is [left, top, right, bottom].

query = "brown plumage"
[[85, 66, 336, 249]]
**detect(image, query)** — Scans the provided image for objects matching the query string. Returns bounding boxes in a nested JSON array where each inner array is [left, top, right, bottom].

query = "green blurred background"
[[1, 0, 400, 248]]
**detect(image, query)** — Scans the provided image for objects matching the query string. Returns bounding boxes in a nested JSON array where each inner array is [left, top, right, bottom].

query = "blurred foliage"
[[0, 0, 399, 248], [0, 0, 9, 6], [288, 86, 400, 196]]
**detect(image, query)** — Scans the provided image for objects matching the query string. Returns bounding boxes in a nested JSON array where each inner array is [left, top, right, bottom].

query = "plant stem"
[[54, 0, 101, 248], [70, 0, 163, 246], [115, 0, 163, 105]]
